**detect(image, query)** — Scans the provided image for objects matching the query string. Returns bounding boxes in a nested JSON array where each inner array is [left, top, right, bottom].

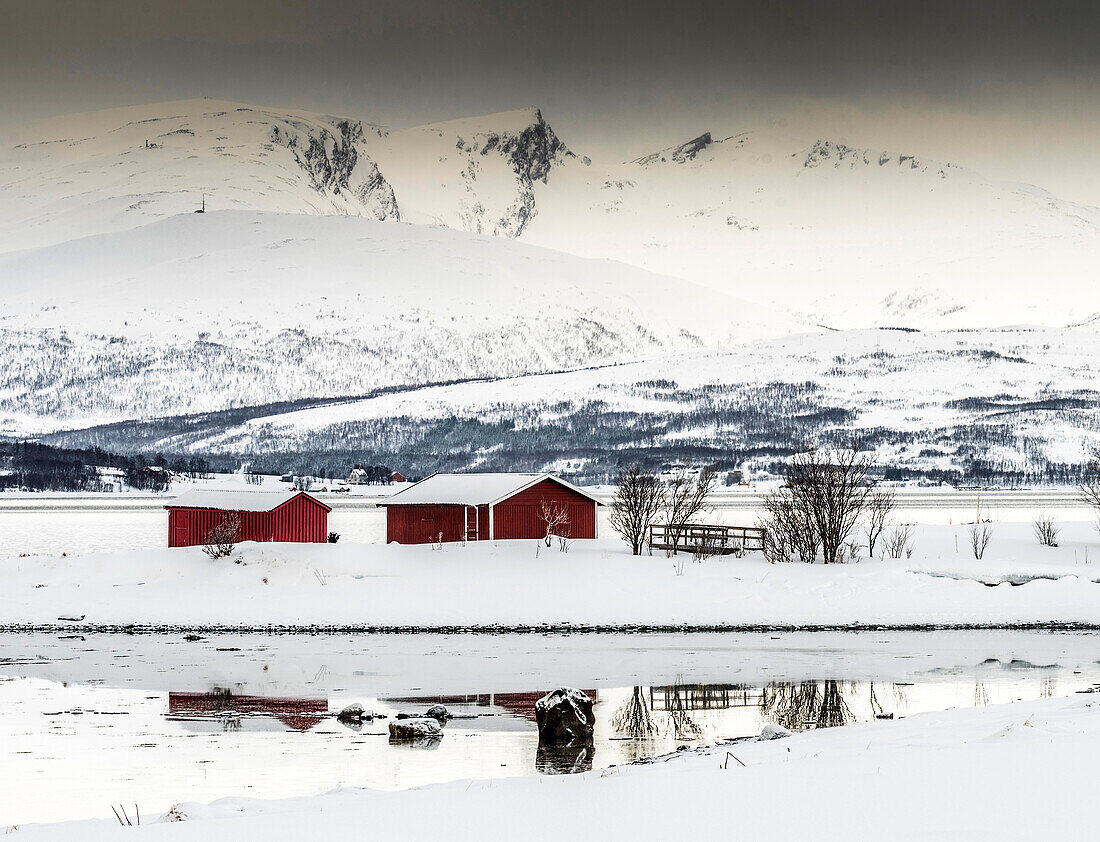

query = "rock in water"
[[425, 704, 450, 723], [759, 723, 794, 741], [535, 688, 595, 745], [388, 717, 444, 743], [337, 702, 370, 723]]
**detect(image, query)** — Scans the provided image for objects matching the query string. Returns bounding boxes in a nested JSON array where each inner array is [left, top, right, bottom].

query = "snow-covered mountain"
[[44, 324, 1100, 482], [0, 209, 797, 433], [4, 99, 1098, 328]]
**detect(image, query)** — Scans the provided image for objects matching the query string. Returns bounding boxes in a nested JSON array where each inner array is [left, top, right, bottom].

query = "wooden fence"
[[648, 522, 765, 555]]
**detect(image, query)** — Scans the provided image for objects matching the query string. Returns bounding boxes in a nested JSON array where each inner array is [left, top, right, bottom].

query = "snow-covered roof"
[[165, 488, 329, 512], [377, 473, 602, 507]]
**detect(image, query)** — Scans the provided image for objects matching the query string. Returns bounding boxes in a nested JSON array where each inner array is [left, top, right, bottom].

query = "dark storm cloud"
[[4, 0, 1097, 116], [2, 1, 1099, 201]]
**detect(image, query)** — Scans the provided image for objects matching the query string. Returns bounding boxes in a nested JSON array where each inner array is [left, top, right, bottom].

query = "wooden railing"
[[649, 522, 765, 554]]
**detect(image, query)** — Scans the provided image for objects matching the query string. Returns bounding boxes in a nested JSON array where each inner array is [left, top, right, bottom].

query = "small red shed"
[[165, 488, 331, 547], [377, 472, 602, 544]]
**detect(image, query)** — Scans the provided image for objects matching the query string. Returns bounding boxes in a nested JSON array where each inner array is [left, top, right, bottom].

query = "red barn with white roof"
[[377, 472, 602, 544], [165, 488, 331, 547]]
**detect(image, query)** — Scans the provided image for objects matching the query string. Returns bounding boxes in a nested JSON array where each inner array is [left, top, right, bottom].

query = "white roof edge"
[[377, 472, 602, 507], [373, 471, 439, 507], [487, 472, 604, 506]]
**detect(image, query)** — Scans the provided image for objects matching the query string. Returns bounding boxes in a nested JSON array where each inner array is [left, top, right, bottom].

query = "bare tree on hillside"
[[663, 467, 716, 553], [865, 488, 896, 557], [609, 466, 666, 555]]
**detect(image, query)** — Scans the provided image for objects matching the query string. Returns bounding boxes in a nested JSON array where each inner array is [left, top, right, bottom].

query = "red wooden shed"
[[165, 488, 331, 547], [377, 472, 602, 544]]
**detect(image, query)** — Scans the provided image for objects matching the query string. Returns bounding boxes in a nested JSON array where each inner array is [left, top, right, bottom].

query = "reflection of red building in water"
[[383, 691, 598, 722], [168, 691, 328, 732]]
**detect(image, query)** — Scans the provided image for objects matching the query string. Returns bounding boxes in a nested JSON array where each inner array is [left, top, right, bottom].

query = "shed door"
[[420, 516, 437, 544], [465, 506, 478, 541], [175, 511, 191, 546]]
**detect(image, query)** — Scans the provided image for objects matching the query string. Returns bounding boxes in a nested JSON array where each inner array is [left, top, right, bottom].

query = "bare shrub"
[[1033, 513, 1059, 547], [883, 524, 913, 559], [865, 489, 895, 557], [969, 497, 994, 560], [202, 512, 241, 560], [759, 490, 818, 563], [539, 499, 570, 547], [663, 467, 717, 553], [609, 466, 666, 555]]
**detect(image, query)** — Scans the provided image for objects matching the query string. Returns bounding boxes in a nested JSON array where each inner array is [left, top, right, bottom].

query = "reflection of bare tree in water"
[[666, 685, 703, 740], [869, 682, 908, 718], [761, 680, 853, 730], [612, 686, 659, 738], [1041, 677, 1057, 698]]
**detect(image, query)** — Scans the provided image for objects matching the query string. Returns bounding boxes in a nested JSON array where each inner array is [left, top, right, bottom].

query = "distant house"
[[347, 468, 370, 485], [391, 471, 407, 483], [377, 472, 602, 544], [165, 488, 331, 547]]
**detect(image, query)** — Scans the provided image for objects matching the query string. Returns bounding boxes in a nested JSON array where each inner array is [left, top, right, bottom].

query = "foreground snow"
[[15, 693, 1098, 840], [3, 523, 1099, 629]]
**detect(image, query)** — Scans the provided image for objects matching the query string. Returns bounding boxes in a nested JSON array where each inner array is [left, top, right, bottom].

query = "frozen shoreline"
[[15, 693, 1098, 840]]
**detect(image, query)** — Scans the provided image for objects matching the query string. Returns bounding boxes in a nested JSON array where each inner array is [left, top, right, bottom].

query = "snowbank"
[[15, 693, 1098, 840], [2, 523, 1099, 630]]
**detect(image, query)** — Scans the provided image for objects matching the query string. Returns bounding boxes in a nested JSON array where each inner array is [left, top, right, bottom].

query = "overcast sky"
[[4, 0, 1099, 203]]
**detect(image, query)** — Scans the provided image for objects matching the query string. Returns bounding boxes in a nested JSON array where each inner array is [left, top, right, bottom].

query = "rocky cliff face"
[[270, 119, 400, 221], [442, 108, 574, 236]]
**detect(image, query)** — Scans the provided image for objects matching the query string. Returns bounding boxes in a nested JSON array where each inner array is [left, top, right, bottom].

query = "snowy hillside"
[[60, 325, 1099, 482], [525, 128, 1100, 328], [0, 210, 798, 433], [3, 99, 1098, 328]]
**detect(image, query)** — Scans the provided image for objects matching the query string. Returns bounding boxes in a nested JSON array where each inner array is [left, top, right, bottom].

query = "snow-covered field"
[[12, 693, 1098, 840], [3, 519, 1099, 629]]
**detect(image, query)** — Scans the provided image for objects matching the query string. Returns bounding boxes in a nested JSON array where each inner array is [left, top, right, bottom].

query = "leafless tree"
[[293, 475, 313, 492], [202, 512, 241, 560], [884, 524, 913, 559], [539, 499, 570, 547], [775, 448, 877, 565], [1080, 446, 1100, 531], [609, 466, 666, 555], [865, 488, 895, 557], [1033, 513, 1059, 547], [759, 489, 818, 563], [663, 467, 717, 552], [969, 496, 994, 560]]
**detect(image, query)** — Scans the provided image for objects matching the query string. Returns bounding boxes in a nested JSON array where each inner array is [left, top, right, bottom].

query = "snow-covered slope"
[[0, 100, 400, 252], [0, 209, 798, 433], [525, 129, 1100, 328], [4, 99, 1097, 328]]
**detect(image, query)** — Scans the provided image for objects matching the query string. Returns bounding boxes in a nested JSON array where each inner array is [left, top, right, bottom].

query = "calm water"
[[1, 630, 1098, 826]]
